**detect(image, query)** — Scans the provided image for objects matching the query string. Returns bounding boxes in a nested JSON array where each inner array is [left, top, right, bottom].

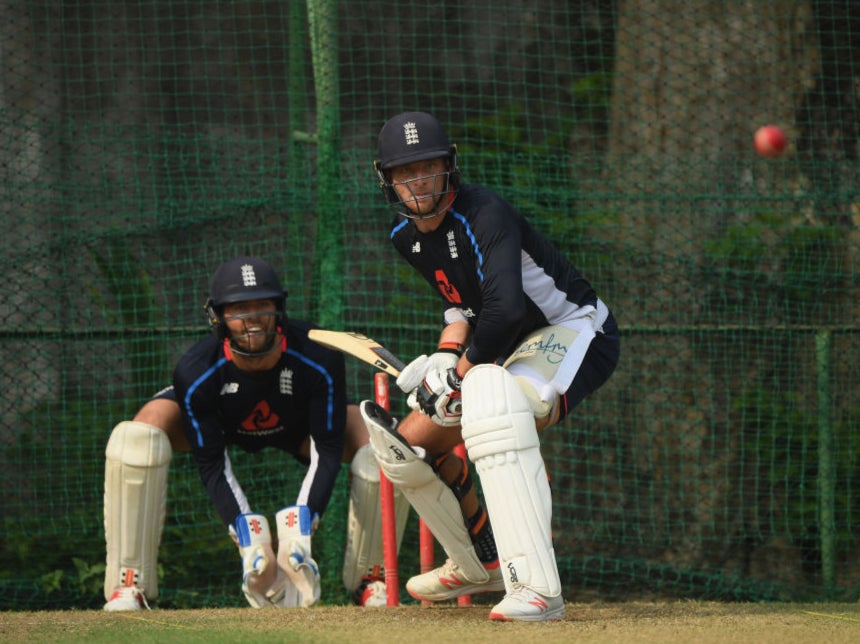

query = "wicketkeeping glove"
[[274, 505, 321, 608], [233, 513, 283, 609]]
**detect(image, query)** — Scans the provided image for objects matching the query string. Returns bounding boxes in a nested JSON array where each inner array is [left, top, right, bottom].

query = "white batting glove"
[[416, 366, 464, 427], [398, 355, 429, 411], [397, 350, 461, 412], [396, 354, 430, 395], [396, 351, 459, 393]]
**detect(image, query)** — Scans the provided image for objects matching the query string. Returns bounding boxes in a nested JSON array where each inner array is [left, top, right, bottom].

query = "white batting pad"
[[461, 365, 561, 597], [342, 444, 410, 591], [103, 421, 172, 600], [361, 401, 489, 583]]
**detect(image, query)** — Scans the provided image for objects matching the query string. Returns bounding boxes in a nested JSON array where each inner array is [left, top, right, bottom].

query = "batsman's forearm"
[[439, 321, 472, 376], [456, 353, 476, 379], [439, 320, 470, 344]]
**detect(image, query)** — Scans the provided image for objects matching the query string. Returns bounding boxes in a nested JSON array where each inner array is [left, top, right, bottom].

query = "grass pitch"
[[2, 601, 859, 643]]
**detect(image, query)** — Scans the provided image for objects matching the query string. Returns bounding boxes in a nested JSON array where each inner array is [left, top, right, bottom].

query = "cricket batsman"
[[361, 112, 620, 621]]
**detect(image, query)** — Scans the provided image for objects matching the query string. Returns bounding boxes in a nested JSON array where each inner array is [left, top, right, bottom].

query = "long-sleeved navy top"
[[173, 319, 346, 528], [390, 183, 604, 365]]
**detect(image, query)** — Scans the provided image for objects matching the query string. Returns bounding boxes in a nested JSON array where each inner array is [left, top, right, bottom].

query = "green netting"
[[2, 1, 859, 609]]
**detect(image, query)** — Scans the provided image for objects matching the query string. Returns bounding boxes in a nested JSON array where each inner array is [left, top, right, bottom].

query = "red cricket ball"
[[754, 125, 787, 159]]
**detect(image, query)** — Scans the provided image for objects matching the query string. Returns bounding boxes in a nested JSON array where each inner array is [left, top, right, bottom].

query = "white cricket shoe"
[[406, 559, 505, 602], [488, 586, 565, 622], [353, 579, 388, 607], [103, 585, 150, 611]]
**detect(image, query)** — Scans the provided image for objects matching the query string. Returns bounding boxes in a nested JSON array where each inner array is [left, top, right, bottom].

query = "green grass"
[[2, 602, 860, 643]]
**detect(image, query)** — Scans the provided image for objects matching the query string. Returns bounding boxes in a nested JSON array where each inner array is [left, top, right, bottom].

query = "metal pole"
[[288, 1, 309, 308], [815, 329, 835, 596], [306, 0, 342, 329]]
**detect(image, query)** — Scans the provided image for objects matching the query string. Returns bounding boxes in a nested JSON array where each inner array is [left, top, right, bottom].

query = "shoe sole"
[[488, 606, 566, 622], [406, 578, 506, 603]]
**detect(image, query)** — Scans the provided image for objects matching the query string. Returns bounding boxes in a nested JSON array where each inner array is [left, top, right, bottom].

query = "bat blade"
[[307, 329, 405, 377]]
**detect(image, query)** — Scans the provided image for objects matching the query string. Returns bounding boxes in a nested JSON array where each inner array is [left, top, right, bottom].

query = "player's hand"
[[276, 537, 321, 607], [233, 514, 281, 608], [274, 505, 322, 607], [416, 366, 464, 426], [396, 354, 428, 406], [397, 351, 458, 392], [397, 351, 460, 412]]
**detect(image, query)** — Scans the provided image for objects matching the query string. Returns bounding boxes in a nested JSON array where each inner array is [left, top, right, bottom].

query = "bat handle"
[[374, 372, 391, 410]]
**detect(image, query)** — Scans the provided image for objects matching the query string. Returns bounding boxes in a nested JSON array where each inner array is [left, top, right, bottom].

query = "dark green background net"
[[2, 1, 859, 609]]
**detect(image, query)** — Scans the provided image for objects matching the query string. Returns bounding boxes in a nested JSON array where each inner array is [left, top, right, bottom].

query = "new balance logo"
[[439, 573, 465, 590], [220, 383, 239, 395], [528, 596, 549, 610]]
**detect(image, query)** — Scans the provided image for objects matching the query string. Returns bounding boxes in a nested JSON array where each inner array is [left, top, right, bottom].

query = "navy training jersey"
[[173, 319, 347, 528], [390, 183, 603, 364]]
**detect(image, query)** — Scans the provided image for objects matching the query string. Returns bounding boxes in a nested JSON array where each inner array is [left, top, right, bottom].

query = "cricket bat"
[[307, 329, 405, 377]]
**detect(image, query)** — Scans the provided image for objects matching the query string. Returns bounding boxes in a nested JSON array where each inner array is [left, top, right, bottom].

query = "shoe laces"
[[438, 559, 460, 575]]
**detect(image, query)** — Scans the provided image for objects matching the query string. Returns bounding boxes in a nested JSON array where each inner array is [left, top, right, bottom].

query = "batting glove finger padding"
[[396, 354, 430, 393], [406, 389, 421, 411], [396, 350, 459, 394]]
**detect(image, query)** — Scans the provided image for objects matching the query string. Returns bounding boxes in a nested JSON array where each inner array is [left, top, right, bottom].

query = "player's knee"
[[349, 443, 380, 483], [512, 376, 554, 420], [132, 399, 188, 452], [431, 452, 472, 501], [106, 421, 173, 467], [461, 364, 539, 461], [343, 404, 369, 463]]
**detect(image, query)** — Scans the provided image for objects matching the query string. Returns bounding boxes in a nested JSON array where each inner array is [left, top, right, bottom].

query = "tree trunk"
[[606, 0, 817, 322], [599, 0, 819, 581]]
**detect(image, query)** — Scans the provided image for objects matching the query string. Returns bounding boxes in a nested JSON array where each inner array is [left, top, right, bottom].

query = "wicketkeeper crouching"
[[102, 256, 408, 610]]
